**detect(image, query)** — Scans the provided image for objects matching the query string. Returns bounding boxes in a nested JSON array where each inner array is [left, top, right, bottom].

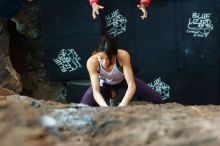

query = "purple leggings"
[[80, 77, 162, 106]]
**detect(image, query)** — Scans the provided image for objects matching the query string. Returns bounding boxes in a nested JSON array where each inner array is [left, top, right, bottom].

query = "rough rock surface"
[[0, 1, 65, 101], [1, 89, 220, 146], [0, 19, 22, 93]]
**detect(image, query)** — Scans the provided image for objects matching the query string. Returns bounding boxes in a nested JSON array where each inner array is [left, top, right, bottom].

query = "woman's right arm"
[[87, 58, 108, 107]]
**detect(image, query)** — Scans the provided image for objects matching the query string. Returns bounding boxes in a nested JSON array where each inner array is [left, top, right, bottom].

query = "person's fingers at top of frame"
[[92, 10, 97, 19], [137, 5, 147, 20], [98, 5, 104, 9]]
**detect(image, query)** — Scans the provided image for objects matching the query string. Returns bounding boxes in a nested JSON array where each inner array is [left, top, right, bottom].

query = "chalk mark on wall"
[[148, 77, 170, 100], [105, 9, 127, 37], [53, 49, 82, 73], [186, 12, 213, 37]]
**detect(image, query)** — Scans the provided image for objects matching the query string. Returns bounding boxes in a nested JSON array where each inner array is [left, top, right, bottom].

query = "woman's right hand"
[[92, 3, 104, 19]]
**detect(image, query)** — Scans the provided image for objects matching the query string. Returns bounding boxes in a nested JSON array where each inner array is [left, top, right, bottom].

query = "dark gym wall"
[[40, 0, 220, 105], [40, 0, 101, 80], [135, 0, 177, 72]]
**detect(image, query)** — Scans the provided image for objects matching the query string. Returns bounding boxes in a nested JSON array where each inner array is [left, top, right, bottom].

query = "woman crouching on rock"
[[81, 35, 162, 107]]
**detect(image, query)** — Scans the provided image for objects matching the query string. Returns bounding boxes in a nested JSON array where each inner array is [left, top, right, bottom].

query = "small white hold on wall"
[[53, 49, 82, 73], [186, 12, 213, 38]]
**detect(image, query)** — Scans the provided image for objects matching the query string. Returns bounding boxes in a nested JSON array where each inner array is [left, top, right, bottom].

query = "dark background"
[[40, 0, 220, 105]]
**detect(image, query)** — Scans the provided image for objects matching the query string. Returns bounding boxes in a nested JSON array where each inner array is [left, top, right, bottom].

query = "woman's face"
[[97, 52, 112, 68]]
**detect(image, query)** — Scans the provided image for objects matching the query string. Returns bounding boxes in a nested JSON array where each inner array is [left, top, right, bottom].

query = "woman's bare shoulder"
[[118, 49, 130, 58], [117, 49, 131, 66], [88, 54, 97, 63], [87, 55, 99, 70]]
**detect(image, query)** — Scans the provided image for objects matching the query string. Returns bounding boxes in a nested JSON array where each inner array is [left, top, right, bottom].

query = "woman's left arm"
[[118, 51, 136, 106]]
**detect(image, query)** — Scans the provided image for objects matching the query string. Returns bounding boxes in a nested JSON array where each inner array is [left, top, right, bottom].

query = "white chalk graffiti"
[[53, 49, 82, 73], [148, 77, 170, 100], [105, 9, 127, 37], [186, 12, 213, 37]]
